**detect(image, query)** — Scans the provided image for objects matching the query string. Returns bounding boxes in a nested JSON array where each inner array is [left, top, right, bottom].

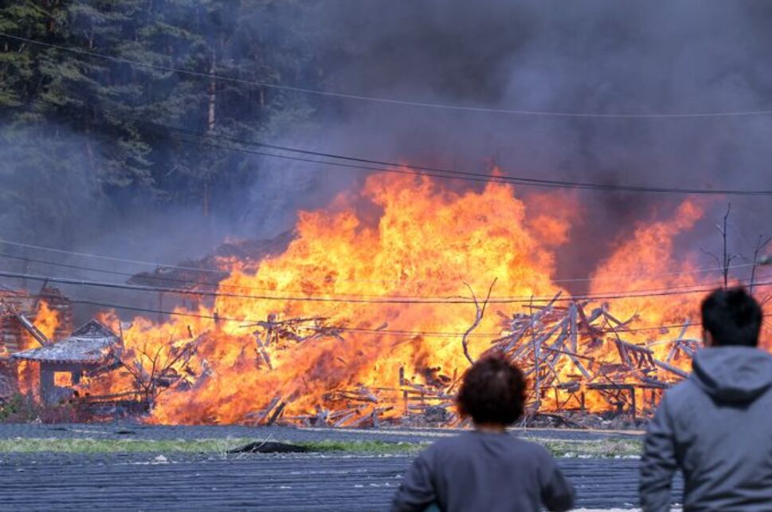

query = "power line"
[[0, 233, 760, 300], [165, 125, 770, 197], [0, 252, 406, 297], [28, 291, 703, 339], [0, 237, 409, 286], [1, 269, 767, 305], [5, 32, 772, 119], [0, 249, 748, 304], [0, 251, 189, 282], [1, 245, 757, 294], [181, 134, 772, 196], [0, 239, 228, 276], [23, 97, 772, 196], [167, 126, 772, 196], [0, 248, 745, 300], [30, 292, 486, 339], [26, 291, 496, 338], [0, 268, 542, 304]]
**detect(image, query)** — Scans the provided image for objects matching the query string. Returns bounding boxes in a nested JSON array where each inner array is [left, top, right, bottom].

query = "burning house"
[[12, 320, 122, 404], [0, 287, 73, 400], [0, 286, 72, 355]]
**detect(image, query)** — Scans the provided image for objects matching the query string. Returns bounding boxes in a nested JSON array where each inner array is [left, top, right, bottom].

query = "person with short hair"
[[641, 287, 772, 511], [391, 356, 575, 512]]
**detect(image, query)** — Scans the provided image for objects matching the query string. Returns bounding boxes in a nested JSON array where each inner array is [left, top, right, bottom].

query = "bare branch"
[[721, 203, 732, 288], [750, 234, 772, 295], [461, 278, 498, 365], [700, 247, 722, 269]]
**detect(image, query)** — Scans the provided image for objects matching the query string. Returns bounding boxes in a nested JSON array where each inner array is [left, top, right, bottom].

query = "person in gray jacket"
[[391, 356, 575, 512], [640, 287, 772, 511]]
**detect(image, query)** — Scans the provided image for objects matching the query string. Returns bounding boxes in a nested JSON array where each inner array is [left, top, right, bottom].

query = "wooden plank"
[[569, 303, 578, 353], [652, 358, 689, 378]]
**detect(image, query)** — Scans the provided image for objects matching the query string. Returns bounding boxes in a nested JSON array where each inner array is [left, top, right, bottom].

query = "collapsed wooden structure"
[[0, 287, 73, 400], [0, 277, 698, 427], [0, 287, 72, 356], [481, 292, 697, 421], [245, 293, 699, 428]]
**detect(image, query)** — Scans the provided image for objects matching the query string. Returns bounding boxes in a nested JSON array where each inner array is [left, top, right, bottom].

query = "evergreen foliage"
[[0, 0, 321, 223]]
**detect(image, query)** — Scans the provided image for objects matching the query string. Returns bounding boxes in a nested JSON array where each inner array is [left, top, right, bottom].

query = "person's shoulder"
[[506, 437, 561, 476], [426, 432, 519, 453], [416, 433, 472, 465], [427, 431, 550, 455], [509, 436, 556, 460], [428, 433, 558, 470], [426, 432, 475, 452], [662, 377, 700, 406]]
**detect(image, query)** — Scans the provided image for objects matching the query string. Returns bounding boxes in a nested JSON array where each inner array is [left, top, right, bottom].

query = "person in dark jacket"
[[640, 287, 772, 511], [391, 356, 575, 512]]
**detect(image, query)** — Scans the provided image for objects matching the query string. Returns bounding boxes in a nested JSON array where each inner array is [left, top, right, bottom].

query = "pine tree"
[[0, 0, 323, 226]]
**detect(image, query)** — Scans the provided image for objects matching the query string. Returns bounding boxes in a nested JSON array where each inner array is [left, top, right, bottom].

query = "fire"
[[590, 201, 705, 354], [71, 170, 716, 425], [138, 173, 570, 423], [17, 300, 63, 396], [34, 301, 61, 341]]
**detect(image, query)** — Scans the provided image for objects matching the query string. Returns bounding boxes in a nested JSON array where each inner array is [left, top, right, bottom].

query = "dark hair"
[[701, 287, 762, 347], [456, 355, 527, 425]]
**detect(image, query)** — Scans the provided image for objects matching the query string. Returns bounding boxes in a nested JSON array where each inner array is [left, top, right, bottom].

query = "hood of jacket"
[[691, 346, 772, 403]]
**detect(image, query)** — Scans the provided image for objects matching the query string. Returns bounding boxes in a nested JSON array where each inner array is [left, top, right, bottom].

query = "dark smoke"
[[263, 0, 772, 286], [5, 0, 772, 308]]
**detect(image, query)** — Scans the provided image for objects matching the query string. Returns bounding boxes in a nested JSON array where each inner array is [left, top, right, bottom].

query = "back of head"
[[701, 287, 762, 347], [456, 355, 526, 426]]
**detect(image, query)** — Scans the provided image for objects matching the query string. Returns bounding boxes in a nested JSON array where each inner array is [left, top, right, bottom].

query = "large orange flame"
[[73, 171, 720, 424], [17, 300, 63, 396]]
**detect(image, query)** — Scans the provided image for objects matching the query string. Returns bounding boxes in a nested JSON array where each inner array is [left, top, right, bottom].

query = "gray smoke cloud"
[[0, 124, 231, 318], [5, 0, 772, 308], [253, 0, 772, 287]]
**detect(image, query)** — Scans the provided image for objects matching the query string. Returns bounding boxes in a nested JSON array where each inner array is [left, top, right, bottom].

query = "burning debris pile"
[[239, 294, 700, 428], [485, 294, 697, 421], [0, 172, 721, 427]]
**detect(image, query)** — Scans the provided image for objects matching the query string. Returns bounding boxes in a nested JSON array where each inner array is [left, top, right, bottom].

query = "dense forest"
[[0, 0, 326, 247]]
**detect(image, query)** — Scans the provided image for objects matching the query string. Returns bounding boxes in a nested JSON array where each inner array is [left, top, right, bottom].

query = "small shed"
[[12, 320, 122, 403]]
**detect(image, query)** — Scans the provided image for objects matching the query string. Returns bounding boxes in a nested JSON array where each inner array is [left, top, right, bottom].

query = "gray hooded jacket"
[[640, 347, 772, 511]]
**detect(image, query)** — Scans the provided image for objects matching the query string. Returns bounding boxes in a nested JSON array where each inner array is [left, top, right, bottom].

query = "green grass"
[[535, 437, 643, 458], [0, 436, 642, 457], [0, 437, 254, 454], [0, 437, 426, 455], [297, 440, 427, 454]]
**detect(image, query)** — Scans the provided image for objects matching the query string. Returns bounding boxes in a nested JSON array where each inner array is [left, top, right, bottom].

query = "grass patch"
[[295, 440, 427, 454], [0, 438, 426, 455], [0, 436, 642, 457], [0, 438, 254, 454], [535, 438, 642, 458]]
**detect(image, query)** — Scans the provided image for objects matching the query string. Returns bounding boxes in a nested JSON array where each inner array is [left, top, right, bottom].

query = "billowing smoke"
[[4, 0, 772, 306], [258, 0, 772, 285]]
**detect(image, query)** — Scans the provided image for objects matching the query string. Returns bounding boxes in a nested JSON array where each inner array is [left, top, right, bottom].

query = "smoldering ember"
[[3, 1, 772, 511]]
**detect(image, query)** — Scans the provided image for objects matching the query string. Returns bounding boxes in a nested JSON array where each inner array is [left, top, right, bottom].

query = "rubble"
[[240, 295, 697, 428], [0, 284, 697, 428]]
